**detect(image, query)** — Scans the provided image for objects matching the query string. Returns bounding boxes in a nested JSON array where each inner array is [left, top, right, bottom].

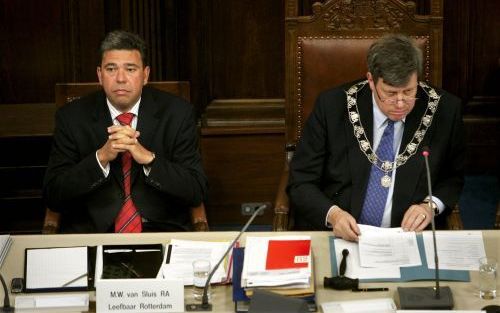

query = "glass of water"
[[192, 259, 211, 300], [479, 257, 497, 300]]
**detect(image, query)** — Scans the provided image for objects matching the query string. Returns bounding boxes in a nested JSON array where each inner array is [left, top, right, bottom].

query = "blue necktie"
[[359, 120, 395, 226]]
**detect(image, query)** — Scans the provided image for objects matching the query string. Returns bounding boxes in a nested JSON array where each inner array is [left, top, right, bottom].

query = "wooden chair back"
[[284, 0, 443, 144]]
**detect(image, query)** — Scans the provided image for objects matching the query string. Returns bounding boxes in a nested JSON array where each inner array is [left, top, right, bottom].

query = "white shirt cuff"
[[431, 196, 445, 214], [95, 151, 110, 177], [325, 205, 340, 228]]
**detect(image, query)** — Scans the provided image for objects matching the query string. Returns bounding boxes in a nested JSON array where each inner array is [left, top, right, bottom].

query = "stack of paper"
[[0, 234, 12, 269], [161, 239, 234, 285], [241, 236, 312, 290], [332, 227, 481, 282]]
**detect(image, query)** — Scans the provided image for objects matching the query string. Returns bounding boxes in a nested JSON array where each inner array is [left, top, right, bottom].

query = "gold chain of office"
[[345, 80, 441, 187]]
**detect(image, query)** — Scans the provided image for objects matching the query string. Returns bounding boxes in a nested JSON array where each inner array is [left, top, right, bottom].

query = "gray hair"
[[99, 30, 148, 66], [367, 34, 423, 86]]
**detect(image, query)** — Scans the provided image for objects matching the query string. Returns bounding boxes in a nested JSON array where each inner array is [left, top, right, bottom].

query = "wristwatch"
[[422, 198, 439, 214]]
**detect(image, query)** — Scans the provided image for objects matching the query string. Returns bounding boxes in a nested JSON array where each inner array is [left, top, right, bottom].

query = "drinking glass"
[[479, 257, 497, 300], [192, 259, 211, 300]]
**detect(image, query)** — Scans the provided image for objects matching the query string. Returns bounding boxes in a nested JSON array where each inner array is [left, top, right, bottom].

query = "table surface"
[[1, 230, 499, 312]]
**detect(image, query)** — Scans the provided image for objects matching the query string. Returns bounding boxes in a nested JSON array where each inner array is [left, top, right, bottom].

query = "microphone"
[[398, 146, 454, 309], [324, 249, 359, 290], [185, 203, 270, 311], [0, 273, 14, 312]]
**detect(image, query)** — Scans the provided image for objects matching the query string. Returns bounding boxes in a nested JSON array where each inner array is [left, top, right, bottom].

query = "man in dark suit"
[[43, 30, 208, 233], [288, 34, 465, 241]]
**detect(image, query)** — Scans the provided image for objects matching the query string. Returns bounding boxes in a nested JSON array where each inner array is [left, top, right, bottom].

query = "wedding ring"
[[421, 214, 426, 220]]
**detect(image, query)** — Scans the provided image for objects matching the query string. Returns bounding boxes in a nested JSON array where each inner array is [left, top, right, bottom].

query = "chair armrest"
[[446, 204, 463, 230], [273, 168, 291, 231], [42, 208, 61, 234], [191, 203, 209, 232]]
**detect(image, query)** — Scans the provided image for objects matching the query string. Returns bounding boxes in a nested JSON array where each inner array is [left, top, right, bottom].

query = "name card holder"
[[95, 245, 184, 313]]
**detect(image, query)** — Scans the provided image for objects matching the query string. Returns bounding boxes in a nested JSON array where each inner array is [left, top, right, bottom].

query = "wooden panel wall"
[[443, 0, 500, 174], [0, 0, 498, 232]]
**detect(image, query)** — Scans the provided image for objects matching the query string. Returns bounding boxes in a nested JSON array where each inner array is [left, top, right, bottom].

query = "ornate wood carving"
[[314, 0, 417, 31]]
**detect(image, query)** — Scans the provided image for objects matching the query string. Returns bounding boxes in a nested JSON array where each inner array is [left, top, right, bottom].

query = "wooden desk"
[[1, 231, 499, 312]]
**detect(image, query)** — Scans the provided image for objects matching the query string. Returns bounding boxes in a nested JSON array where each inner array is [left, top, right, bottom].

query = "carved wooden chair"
[[273, 0, 463, 230], [43, 81, 209, 233]]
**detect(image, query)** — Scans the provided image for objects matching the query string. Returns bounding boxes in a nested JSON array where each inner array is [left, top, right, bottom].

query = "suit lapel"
[[348, 85, 374, 218], [392, 86, 429, 224], [131, 88, 160, 185]]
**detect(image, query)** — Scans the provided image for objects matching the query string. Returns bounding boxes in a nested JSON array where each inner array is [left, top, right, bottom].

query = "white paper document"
[[161, 239, 232, 285], [358, 225, 421, 268], [334, 238, 401, 280], [321, 298, 396, 313], [423, 230, 486, 270], [25, 246, 88, 290]]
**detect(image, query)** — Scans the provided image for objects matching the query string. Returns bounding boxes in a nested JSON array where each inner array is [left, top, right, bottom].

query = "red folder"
[[265, 239, 311, 270]]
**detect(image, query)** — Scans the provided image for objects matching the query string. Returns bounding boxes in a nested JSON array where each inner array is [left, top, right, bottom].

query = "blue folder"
[[329, 234, 470, 282]]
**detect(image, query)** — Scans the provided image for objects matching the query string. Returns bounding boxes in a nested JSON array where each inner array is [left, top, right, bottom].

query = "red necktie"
[[114, 113, 142, 233]]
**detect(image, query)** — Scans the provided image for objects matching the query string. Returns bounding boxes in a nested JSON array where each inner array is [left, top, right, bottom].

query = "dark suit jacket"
[[287, 80, 465, 230], [43, 86, 208, 233]]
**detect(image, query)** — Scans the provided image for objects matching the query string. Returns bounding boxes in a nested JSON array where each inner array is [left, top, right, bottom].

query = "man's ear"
[[143, 66, 150, 85], [367, 72, 375, 91], [97, 67, 103, 85]]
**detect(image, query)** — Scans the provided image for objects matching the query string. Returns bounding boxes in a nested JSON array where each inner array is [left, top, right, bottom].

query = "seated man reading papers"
[[287, 34, 465, 241]]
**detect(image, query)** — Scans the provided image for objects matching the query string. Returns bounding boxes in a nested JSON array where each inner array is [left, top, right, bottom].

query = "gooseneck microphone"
[[422, 148, 440, 297], [0, 273, 14, 313], [398, 146, 454, 309], [185, 203, 269, 311]]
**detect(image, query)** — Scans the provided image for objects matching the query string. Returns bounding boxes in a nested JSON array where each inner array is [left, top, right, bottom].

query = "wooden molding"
[[202, 98, 285, 130]]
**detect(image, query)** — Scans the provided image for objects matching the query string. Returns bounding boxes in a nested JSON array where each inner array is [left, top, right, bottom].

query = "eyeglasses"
[[375, 87, 418, 105]]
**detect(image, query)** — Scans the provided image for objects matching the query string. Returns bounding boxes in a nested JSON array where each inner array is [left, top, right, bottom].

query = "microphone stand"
[[186, 204, 268, 311], [0, 273, 14, 312], [398, 148, 453, 309]]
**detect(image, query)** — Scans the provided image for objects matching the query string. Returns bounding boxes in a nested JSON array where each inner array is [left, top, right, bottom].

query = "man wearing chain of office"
[[287, 34, 465, 241]]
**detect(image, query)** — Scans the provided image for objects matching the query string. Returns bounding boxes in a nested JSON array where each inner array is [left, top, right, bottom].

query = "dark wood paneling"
[[1, 0, 66, 103], [0, 0, 498, 233], [201, 130, 285, 226], [210, 0, 284, 99], [468, 1, 500, 99], [204, 99, 285, 128], [177, 0, 211, 114], [443, 0, 500, 111], [443, 0, 499, 175], [464, 117, 500, 175]]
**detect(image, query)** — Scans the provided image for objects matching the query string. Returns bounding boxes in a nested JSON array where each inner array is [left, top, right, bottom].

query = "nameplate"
[[96, 279, 184, 313]]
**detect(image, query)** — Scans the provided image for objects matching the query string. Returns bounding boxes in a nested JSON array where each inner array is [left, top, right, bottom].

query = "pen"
[[352, 287, 389, 292], [61, 273, 87, 287]]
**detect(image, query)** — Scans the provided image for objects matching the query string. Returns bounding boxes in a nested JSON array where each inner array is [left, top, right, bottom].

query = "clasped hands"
[[329, 203, 432, 242], [97, 125, 154, 167]]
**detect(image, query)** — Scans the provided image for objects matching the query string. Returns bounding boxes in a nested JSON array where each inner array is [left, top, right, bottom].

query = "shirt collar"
[[371, 93, 405, 129], [106, 97, 141, 121]]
